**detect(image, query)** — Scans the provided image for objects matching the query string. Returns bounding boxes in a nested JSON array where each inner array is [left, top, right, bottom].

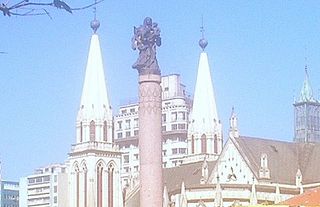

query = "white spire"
[[191, 52, 219, 132], [188, 47, 222, 155], [79, 34, 110, 117], [76, 31, 113, 144]]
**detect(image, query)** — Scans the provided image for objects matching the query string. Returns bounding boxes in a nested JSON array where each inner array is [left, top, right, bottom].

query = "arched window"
[[90, 120, 95, 141], [80, 122, 83, 142], [83, 164, 87, 207], [97, 163, 103, 207], [201, 134, 207, 154], [108, 164, 114, 207], [74, 164, 80, 207], [191, 135, 195, 154], [214, 135, 218, 154], [103, 121, 108, 142]]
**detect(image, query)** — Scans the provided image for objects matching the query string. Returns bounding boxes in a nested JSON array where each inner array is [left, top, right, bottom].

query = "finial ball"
[[91, 19, 100, 33], [199, 38, 208, 50]]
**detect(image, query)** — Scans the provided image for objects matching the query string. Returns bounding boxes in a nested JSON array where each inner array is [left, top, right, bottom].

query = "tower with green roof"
[[293, 66, 320, 143]]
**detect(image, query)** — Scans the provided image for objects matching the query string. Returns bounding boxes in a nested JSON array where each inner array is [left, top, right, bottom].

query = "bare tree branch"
[[1, 0, 104, 17]]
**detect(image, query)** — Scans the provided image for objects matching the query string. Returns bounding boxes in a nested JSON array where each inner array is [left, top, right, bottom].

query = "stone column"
[[132, 17, 163, 207], [139, 74, 163, 207]]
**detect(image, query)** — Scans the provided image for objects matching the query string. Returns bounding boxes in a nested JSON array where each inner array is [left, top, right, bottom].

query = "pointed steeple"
[[163, 185, 170, 207], [76, 19, 113, 144], [180, 181, 188, 207], [250, 177, 257, 205], [299, 65, 316, 103], [229, 107, 239, 138], [214, 176, 223, 207], [188, 24, 222, 156]]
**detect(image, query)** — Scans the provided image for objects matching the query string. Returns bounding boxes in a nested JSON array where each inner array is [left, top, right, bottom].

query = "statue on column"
[[131, 17, 161, 75]]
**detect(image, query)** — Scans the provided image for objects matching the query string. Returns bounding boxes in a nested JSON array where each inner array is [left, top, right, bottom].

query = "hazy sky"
[[1, 1, 320, 181]]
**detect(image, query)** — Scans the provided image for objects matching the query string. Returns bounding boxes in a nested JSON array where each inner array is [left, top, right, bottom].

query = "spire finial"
[[199, 15, 208, 51], [90, 0, 100, 33]]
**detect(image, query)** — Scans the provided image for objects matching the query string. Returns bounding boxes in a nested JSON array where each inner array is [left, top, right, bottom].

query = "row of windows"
[[123, 154, 139, 163], [121, 108, 136, 114], [162, 112, 187, 122], [28, 175, 50, 184], [117, 130, 139, 138], [172, 148, 186, 155], [1, 194, 19, 201], [124, 166, 139, 173], [117, 119, 139, 130]]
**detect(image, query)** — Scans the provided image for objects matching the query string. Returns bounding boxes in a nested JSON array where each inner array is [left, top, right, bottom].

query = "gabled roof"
[[164, 160, 216, 194], [232, 136, 320, 185]]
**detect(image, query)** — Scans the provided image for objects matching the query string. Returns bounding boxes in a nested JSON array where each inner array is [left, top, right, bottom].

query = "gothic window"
[[191, 135, 195, 154], [83, 164, 88, 207], [103, 121, 108, 142], [201, 134, 207, 154], [97, 163, 103, 207], [214, 135, 218, 154], [80, 122, 83, 142], [90, 120, 95, 141], [74, 164, 80, 207], [108, 164, 114, 207]]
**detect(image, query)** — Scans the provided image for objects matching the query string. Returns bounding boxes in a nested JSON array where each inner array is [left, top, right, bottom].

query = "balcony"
[[70, 141, 119, 154]]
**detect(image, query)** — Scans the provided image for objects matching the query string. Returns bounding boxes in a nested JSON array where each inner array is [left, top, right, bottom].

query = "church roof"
[[233, 136, 320, 185], [189, 51, 219, 133], [78, 33, 111, 120], [164, 160, 216, 194], [280, 187, 320, 206]]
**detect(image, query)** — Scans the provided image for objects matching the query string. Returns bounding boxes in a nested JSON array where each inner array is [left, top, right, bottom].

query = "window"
[[201, 134, 207, 154], [134, 166, 139, 171], [28, 178, 35, 184], [118, 121, 122, 130], [43, 176, 50, 182], [171, 112, 177, 121], [164, 87, 169, 91], [133, 118, 138, 128], [214, 135, 218, 154], [117, 132, 123, 139], [124, 167, 129, 173], [89, 120, 95, 141], [171, 124, 177, 130], [54, 175, 57, 182], [123, 155, 129, 163], [163, 162, 167, 168], [162, 150, 167, 156], [134, 154, 139, 160], [179, 148, 186, 154], [126, 131, 131, 137], [178, 112, 186, 120], [162, 126, 166, 131], [191, 135, 195, 154], [54, 196, 57, 203], [103, 121, 108, 141], [162, 114, 167, 123], [178, 123, 186, 129], [134, 130, 139, 136], [172, 148, 178, 154], [121, 109, 127, 114], [80, 122, 83, 142], [125, 120, 131, 129], [54, 186, 57, 193], [130, 108, 135, 113]]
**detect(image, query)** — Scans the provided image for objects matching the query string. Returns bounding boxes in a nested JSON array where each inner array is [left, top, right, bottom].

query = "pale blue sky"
[[0, 1, 319, 181]]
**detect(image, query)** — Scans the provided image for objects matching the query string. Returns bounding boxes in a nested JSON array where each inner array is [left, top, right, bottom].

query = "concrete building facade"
[[19, 164, 67, 207]]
